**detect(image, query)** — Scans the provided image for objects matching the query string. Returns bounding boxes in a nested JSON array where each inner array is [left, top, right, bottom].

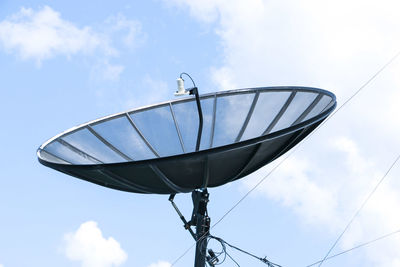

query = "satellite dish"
[[37, 86, 336, 194], [38, 79, 336, 267]]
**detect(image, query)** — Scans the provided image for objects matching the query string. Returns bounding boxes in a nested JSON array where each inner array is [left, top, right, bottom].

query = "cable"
[[180, 72, 196, 87], [306, 228, 400, 267], [201, 236, 227, 265], [225, 250, 241, 267], [208, 235, 282, 267], [170, 50, 400, 266], [317, 152, 400, 266]]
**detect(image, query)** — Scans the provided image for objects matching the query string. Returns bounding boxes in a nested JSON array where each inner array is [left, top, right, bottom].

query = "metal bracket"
[[168, 194, 196, 240], [169, 189, 211, 267]]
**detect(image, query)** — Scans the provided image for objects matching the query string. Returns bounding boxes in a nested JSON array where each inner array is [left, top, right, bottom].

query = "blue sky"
[[1, 1, 400, 267]]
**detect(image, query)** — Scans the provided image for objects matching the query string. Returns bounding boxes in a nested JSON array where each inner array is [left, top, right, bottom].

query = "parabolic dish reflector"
[[37, 86, 336, 194]]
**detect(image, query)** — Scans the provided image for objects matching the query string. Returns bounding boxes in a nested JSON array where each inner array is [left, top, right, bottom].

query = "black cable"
[[202, 236, 227, 266], [180, 72, 196, 87], [179, 72, 203, 152], [306, 228, 400, 267], [317, 152, 400, 266]]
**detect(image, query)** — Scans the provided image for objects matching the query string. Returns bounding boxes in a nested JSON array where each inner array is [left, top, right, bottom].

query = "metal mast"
[[169, 189, 212, 267], [192, 189, 210, 267]]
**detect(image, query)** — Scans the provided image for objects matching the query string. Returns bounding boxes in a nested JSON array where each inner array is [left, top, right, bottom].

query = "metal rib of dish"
[[37, 86, 336, 194]]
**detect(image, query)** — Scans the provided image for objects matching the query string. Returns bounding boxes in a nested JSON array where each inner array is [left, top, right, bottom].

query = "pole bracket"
[[168, 189, 211, 267]]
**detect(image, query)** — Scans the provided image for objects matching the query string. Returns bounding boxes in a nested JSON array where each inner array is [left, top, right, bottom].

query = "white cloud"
[[245, 156, 340, 228], [0, 6, 143, 82], [105, 13, 143, 48], [243, 136, 400, 266], [0, 6, 114, 64], [0, 263, 4, 267], [91, 60, 125, 81], [63, 221, 127, 267], [92, 74, 171, 113], [123, 74, 170, 108], [164, 0, 220, 23], [168, 0, 400, 91], [147, 260, 171, 267]]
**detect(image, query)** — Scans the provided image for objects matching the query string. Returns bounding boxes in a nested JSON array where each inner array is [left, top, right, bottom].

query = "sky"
[[1, 0, 400, 267]]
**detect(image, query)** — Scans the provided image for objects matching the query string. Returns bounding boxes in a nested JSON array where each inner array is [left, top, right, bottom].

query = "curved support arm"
[[179, 72, 203, 152], [180, 72, 196, 87]]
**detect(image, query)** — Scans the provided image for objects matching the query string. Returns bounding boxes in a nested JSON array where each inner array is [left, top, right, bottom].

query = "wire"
[[306, 228, 400, 267], [180, 72, 197, 87], [201, 235, 227, 265], [212, 49, 400, 231], [171, 242, 197, 266], [225, 250, 241, 267], [213, 150, 295, 229], [316, 49, 400, 131], [317, 152, 400, 266], [208, 235, 282, 267], [170, 50, 400, 266]]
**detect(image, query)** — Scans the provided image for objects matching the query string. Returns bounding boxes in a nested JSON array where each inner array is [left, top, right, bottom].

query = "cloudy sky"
[[1, 0, 400, 266]]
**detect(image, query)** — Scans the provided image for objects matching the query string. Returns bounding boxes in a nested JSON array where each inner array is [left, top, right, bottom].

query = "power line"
[[171, 242, 197, 266], [225, 251, 241, 267], [211, 149, 296, 229], [170, 50, 400, 266], [317, 152, 400, 266], [208, 235, 282, 267], [176, 226, 400, 266], [213, 49, 400, 232], [306, 228, 400, 267], [324, 50, 400, 123]]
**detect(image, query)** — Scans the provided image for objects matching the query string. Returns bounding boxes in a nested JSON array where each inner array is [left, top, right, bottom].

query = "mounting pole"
[[192, 189, 210, 267], [168, 189, 211, 267]]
